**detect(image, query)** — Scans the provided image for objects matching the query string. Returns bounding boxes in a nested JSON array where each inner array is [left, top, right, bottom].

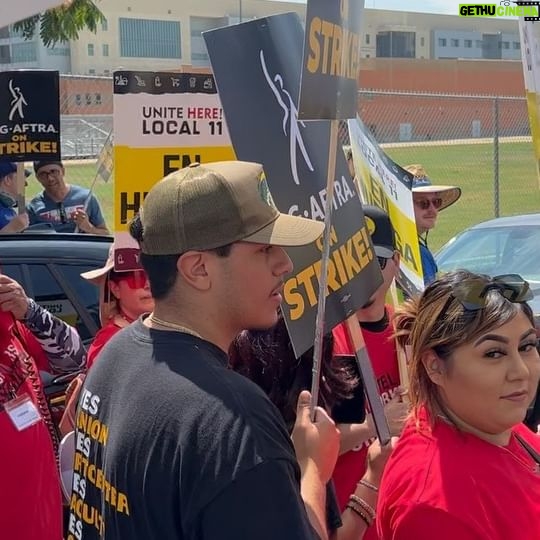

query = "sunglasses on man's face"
[[440, 274, 533, 318], [414, 197, 443, 211], [110, 271, 149, 290]]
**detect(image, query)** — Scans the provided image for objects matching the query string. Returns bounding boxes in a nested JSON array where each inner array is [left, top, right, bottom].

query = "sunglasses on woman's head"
[[414, 197, 443, 210], [439, 274, 533, 319]]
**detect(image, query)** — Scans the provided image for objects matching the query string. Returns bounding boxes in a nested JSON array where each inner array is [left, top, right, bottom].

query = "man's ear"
[[177, 251, 211, 291], [421, 350, 445, 386], [391, 250, 401, 277]]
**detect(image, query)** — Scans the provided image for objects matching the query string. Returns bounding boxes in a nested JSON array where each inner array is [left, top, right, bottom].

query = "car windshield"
[[436, 225, 540, 285]]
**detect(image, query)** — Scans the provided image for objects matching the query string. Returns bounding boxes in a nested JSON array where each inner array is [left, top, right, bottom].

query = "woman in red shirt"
[[81, 245, 154, 369], [377, 270, 540, 540]]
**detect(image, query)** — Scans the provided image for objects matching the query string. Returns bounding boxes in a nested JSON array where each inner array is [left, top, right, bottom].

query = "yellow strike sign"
[[306, 0, 360, 79], [0, 140, 58, 155], [284, 225, 374, 321]]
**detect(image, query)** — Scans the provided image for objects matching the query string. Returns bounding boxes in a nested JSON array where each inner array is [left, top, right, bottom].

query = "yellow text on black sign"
[[284, 225, 373, 321], [306, 5, 360, 80]]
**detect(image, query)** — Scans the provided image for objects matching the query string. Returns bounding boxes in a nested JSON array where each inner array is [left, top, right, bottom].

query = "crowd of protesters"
[[2, 159, 539, 540]]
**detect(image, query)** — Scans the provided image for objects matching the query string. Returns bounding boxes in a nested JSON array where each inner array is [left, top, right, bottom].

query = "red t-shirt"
[[331, 310, 401, 515], [86, 320, 122, 369], [0, 314, 63, 540], [377, 409, 540, 540]]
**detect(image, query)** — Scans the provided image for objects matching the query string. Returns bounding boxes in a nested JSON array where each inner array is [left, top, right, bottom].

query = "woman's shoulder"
[[380, 415, 482, 498]]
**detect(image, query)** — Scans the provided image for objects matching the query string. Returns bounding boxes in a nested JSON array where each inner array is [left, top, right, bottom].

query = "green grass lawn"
[[29, 141, 540, 252], [385, 141, 540, 250]]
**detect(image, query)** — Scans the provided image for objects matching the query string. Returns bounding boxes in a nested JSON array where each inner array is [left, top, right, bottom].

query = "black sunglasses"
[[415, 197, 443, 210], [440, 274, 533, 318], [57, 202, 67, 224]]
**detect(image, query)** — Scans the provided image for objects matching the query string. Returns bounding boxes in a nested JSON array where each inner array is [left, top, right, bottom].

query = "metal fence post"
[[493, 95, 500, 218]]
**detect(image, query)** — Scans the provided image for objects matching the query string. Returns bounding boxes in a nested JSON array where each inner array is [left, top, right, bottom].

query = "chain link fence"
[[347, 90, 540, 249], [47, 76, 540, 250]]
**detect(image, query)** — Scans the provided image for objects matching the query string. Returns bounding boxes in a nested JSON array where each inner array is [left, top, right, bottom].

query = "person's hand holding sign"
[[292, 390, 340, 483], [72, 208, 92, 233], [292, 390, 339, 540]]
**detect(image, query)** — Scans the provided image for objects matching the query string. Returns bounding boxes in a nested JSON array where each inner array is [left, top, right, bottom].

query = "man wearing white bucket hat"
[[405, 164, 461, 286]]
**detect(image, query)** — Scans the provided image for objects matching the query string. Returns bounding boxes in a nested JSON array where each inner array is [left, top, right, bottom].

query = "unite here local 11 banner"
[[0, 70, 60, 162], [113, 71, 236, 270], [518, 18, 540, 188], [348, 117, 424, 296], [204, 12, 382, 357]]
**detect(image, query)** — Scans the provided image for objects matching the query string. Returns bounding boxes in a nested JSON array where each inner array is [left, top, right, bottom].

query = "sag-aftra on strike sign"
[[0, 71, 61, 161]]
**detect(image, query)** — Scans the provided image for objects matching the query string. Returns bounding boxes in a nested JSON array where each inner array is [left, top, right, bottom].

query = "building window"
[[365, 34, 370, 45], [438, 38, 447, 47], [85, 93, 92, 104], [75, 94, 82, 106], [101, 19, 108, 31], [451, 38, 459, 47], [88, 69, 95, 75], [102, 44, 109, 56], [376, 31, 415, 58], [476, 39, 483, 48], [0, 44, 11, 64], [104, 69, 110, 75], [95, 93, 102, 104], [11, 42, 37, 62], [502, 41, 510, 49], [464, 39, 472, 48], [119, 18, 181, 58], [88, 43, 94, 56], [47, 47, 70, 56], [513, 41, 520, 50], [420, 36, 425, 47]]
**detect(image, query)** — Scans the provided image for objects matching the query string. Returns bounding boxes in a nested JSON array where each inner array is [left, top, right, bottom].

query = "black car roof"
[[0, 233, 112, 261]]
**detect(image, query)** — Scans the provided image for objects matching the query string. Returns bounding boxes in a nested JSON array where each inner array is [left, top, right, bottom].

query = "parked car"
[[435, 213, 540, 432], [1, 232, 112, 345], [435, 213, 540, 326]]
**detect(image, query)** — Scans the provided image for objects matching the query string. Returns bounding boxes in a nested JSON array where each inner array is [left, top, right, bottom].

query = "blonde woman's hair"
[[394, 270, 535, 422]]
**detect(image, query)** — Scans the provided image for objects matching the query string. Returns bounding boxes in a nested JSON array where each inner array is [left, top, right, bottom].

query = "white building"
[[0, 2, 524, 75]]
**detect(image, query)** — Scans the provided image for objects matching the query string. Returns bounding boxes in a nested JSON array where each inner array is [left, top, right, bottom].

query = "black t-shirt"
[[67, 319, 317, 540]]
